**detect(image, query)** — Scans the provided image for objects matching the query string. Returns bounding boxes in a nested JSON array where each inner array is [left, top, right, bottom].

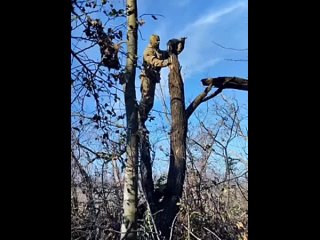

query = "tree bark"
[[159, 54, 187, 238], [186, 77, 248, 119], [140, 134, 156, 210], [121, 0, 139, 239], [201, 76, 248, 90]]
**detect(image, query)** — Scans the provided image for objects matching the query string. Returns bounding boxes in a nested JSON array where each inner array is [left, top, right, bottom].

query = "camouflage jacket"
[[141, 44, 169, 81]]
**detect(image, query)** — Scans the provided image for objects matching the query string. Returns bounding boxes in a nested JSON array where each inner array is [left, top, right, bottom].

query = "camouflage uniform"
[[139, 35, 170, 123]]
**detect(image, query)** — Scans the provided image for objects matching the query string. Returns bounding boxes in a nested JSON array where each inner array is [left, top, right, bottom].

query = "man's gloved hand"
[[163, 55, 173, 66], [163, 59, 170, 66]]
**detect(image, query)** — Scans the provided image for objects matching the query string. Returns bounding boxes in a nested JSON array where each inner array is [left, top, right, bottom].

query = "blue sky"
[[138, 0, 248, 78], [134, 0, 248, 123], [135, 0, 248, 174], [72, 0, 248, 111], [72, 0, 248, 176]]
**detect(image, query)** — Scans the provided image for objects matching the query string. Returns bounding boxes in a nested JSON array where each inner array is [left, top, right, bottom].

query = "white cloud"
[[182, 58, 222, 80], [192, 1, 246, 27], [171, 1, 247, 80], [139, 1, 248, 107]]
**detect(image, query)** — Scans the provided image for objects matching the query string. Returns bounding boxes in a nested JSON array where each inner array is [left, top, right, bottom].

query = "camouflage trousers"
[[139, 73, 157, 123]]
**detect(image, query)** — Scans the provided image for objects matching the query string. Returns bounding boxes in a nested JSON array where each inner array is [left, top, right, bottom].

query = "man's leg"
[[140, 76, 155, 123]]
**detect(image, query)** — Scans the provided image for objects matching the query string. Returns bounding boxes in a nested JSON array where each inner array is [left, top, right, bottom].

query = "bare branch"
[[185, 84, 222, 120], [225, 58, 248, 62], [71, 50, 97, 75], [182, 225, 201, 240], [212, 40, 248, 51], [169, 214, 178, 240], [202, 88, 223, 103], [139, 13, 165, 18], [203, 227, 222, 240], [74, 42, 98, 55], [186, 77, 247, 119], [201, 77, 248, 91]]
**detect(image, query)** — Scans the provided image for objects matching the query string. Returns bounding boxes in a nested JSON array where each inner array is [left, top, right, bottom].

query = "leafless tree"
[[71, 1, 248, 239]]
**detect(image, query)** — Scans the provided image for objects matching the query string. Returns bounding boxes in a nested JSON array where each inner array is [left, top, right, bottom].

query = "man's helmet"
[[150, 34, 160, 48]]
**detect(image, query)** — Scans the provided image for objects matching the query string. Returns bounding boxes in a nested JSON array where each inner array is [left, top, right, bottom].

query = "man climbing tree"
[[139, 34, 172, 132], [71, 1, 248, 239]]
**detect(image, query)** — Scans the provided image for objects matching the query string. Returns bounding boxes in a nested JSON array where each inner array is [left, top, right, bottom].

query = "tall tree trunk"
[[121, 0, 138, 239], [159, 54, 187, 238], [140, 133, 156, 210]]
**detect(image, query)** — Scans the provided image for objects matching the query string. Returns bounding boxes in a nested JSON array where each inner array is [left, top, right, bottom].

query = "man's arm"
[[158, 49, 169, 59], [144, 48, 170, 67]]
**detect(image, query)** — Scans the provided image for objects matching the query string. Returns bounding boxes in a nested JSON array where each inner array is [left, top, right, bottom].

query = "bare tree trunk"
[[159, 54, 187, 238], [71, 179, 79, 215], [112, 158, 121, 188], [140, 133, 156, 210], [121, 0, 139, 239]]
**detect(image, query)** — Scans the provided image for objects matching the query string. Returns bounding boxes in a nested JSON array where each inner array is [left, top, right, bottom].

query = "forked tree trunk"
[[121, 0, 139, 239], [139, 54, 248, 239]]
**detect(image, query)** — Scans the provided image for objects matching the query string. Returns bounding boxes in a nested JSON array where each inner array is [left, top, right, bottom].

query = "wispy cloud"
[[181, 58, 222, 80], [170, 1, 247, 80], [174, 0, 192, 7], [191, 1, 246, 27], [139, 1, 248, 106]]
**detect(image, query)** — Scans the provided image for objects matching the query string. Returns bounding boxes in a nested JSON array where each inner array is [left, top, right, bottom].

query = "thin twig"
[[212, 40, 248, 51], [74, 42, 98, 55], [225, 58, 248, 62], [139, 13, 165, 18], [138, 182, 161, 240], [203, 227, 222, 240], [182, 225, 201, 240], [169, 214, 178, 240], [145, 198, 161, 240]]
